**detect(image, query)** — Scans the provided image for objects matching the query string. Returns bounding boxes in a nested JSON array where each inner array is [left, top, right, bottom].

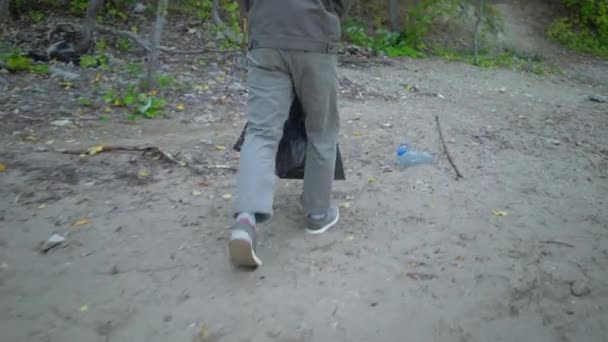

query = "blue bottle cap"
[[397, 144, 408, 156]]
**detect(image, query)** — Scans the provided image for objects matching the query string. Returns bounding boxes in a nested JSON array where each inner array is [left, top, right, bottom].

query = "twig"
[[539, 240, 575, 248], [95, 24, 152, 51], [435, 115, 464, 179], [51, 145, 204, 174], [160, 46, 240, 55], [94, 24, 235, 54]]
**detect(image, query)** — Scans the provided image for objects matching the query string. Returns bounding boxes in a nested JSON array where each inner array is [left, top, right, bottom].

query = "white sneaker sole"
[[229, 231, 262, 267], [305, 210, 340, 235]]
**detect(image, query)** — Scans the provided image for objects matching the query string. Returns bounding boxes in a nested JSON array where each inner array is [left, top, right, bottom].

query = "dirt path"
[[1, 54, 607, 342]]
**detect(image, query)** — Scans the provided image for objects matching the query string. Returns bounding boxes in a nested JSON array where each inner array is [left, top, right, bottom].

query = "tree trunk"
[[212, 0, 239, 44], [239, 0, 249, 54], [0, 0, 10, 24], [388, 0, 400, 32], [75, 0, 105, 53], [145, 0, 168, 91], [473, 0, 485, 66]]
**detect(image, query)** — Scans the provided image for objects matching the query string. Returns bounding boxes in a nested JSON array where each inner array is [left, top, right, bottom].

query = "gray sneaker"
[[305, 206, 340, 235], [229, 220, 262, 267]]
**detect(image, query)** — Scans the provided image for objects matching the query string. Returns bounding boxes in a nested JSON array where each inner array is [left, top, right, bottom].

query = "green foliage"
[[548, 0, 608, 57], [69, 0, 89, 15], [79, 53, 109, 69], [79, 97, 94, 107], [29, 10, 45, 23], [155, 74, 175, 88], [118, 37, 134, 51], [102, 83, 166, 119], [344, 19, 426, 57], [0, 52, 49, 74], [433, 46, 561, 74], [125, 62, 145, 76]]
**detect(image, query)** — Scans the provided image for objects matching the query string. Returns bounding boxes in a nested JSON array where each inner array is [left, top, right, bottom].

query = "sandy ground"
[[2, 49, 608, 341]]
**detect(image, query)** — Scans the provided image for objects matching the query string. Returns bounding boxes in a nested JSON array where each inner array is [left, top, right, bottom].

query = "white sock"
[[236, 212, 256, 226]]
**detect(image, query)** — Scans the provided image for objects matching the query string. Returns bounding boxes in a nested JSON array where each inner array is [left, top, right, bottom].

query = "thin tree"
[[145, 0, 168, 91], [388, 0, 400, 32], [0, 0, 10, 24], [473, 0, 485, 65], [76, 0, 105, 53]]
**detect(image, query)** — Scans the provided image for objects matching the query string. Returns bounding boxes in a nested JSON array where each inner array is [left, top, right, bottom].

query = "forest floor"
[[1, 11, 608, 342]]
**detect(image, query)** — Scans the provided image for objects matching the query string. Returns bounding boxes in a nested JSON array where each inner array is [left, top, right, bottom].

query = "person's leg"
[[288, 51, 340, 234], [230, 48, 293, 267]]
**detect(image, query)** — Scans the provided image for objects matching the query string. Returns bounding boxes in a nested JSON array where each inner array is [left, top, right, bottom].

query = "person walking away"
[[229, 0, 353, 267]]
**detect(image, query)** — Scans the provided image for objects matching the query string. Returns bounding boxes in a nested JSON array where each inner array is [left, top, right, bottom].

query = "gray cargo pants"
[[233, 48, 339, 223]]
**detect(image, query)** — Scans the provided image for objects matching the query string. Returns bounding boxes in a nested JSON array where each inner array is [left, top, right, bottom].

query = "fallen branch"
[[94, 24, 238, 54], [435, 115, 464, 179], [53, 145, 206, 174], [95, 24, 152, 51], [539, 240, 575, 248]]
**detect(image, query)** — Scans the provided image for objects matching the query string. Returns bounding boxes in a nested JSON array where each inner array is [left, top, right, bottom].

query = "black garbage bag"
[[233, 97, 345, 180]]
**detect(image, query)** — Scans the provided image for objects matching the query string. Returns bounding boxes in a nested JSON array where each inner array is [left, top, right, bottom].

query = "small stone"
[[110, 264, 120, 275], [499, 87, 507, 94], [133, 3, 147, 13], [50, 67, 80, 81], [51, 119, 72, 127], [547, 138, 561, 145], [380, 122, 393, 129], [40, 234, 66, 253], [589, 95, 607, 103], [571, 279, 591, 297], [194, 114, 215, 123]]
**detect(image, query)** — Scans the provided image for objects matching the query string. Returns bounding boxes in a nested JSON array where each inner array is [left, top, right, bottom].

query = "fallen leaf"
[[199, 180, 210, 187], [215, 76, 225, 82], [137, 170, 150, 177], [38, 203, 46, 209], [192, 190, 202, 197], [408, 261, 418, 268], [194, 323, 211, 342], [72, 218, 91, 227], [194, 84, 210, 91], [94, 73, 102, 82], [492, 210, 508, 217], [104, 107, 112, 112], [346, 235, 354, 241], [148, 90, 159, 96], [176, 103, 185, 111], [214, 145, 226, 151], [353, 131, 362, 136], [87, 144, 104, 156], [340, 202, 351, 209], [368, 177, 376, 183], [79, 305, 89, 312], [455, 256, 464, 261], [0, 163, 6, 172], [222, 193, 232, 200]]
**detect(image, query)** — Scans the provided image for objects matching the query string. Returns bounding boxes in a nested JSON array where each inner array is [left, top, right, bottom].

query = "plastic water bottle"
[[395, 144, 434, 167]]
